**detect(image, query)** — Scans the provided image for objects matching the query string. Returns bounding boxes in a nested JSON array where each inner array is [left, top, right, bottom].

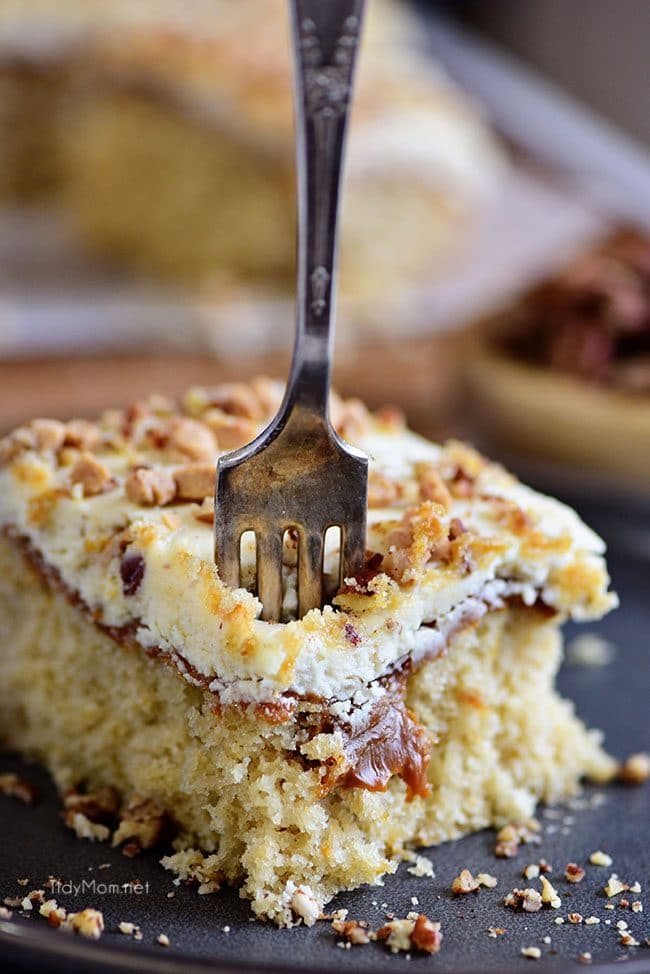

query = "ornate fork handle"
[[286, 0, 366, 417]]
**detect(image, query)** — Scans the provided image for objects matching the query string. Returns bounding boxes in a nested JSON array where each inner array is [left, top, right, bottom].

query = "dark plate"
[[1, 497, 649, 974]]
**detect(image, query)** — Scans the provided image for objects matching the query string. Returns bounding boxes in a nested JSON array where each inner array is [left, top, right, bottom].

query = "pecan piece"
[[125, 467, 176, 506], [173, 463, 215, 501], [69, 452, 112, 496]]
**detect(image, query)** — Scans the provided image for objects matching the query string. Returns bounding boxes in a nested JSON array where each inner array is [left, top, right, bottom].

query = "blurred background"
[[0, 0, 648, 514]]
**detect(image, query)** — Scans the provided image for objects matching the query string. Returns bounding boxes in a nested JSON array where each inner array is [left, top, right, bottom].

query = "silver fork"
[[214, 0, 369, 622]]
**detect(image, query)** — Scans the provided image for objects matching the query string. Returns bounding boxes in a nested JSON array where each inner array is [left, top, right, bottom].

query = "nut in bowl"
[[465, 228, 650, 496]]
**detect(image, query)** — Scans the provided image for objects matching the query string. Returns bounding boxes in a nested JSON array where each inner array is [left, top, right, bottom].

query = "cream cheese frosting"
[[0, 382, 616, 706]]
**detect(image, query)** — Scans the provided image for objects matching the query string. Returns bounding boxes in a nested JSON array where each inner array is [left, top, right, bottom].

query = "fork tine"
[[214, 523, 242, 591], [256, 532, 284, 622], [341, 522, 366, 587], [298, 529, 324, 619]]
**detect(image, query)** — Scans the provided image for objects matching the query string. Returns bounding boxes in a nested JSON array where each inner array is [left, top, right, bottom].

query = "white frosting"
[[0, 416, 616, 706]]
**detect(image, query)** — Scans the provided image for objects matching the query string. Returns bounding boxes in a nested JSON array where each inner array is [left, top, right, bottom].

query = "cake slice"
[[0, 380, 617, 924]]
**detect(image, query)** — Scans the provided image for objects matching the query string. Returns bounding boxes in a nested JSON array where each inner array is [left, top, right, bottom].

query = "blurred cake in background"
[[0, 0, 505, 322], [466, 228, 650, 490]]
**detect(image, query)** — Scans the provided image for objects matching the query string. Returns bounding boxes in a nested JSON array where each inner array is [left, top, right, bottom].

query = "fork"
[[214, 0, 369, 622]]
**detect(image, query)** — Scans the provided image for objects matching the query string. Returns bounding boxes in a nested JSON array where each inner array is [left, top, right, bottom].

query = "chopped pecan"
[[193, 496, 215, 524], [331, 919, 371, 945], [565, 862, 586, 883], [416, 463, 453, 510], [63, 419, 102, 452], [0, 773, 37, 804], [112, 796, 171, 855], [125, 467, 176, 506], [69, 452, 112, 496], [382, 504, 466, 583], [173, 463, 215, 501], [330, 395, 370, 440], [65, 908, 104, 939], [410, 915, 443, 954], [32, 419, 66, 452], [367, 472, 399, 508], [451, 869, 480, 895], [377, 915, 442, 955], [166, 417, 216, 461], [202, 409, 257, 450], [200, 382, 263, 420], [62, 785, 120, 824], [504, 888, 543, 913]]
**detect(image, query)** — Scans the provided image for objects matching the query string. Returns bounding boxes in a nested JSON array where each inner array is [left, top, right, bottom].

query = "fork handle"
[[287, 0, 366, 417]]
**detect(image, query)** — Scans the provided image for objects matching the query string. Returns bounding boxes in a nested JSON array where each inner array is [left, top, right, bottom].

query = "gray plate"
[[1, 497, 649, 974]]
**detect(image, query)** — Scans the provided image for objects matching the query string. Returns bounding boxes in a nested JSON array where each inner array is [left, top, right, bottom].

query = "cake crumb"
[[565, 633, 615, 667], [619, 931, 640, 947], [488, 927, 505, 938], [157, 933, 170, 948], [523, 864, 540, 880], [521, 946, 541, 959], [64, 811, 110, 843], [495, 820, 540, 858], [406, 855, 435, 878], [540, 875, 561, 909], [578, 952, 592, 965], [585, 916, 600, 925], [589, 850, 612, 867], [0, 907, 12, 919], [477, 872, 498, 889], [604, 875, 629, 898], [290, 886, 320, 927], [631, 901, 643, 913]]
